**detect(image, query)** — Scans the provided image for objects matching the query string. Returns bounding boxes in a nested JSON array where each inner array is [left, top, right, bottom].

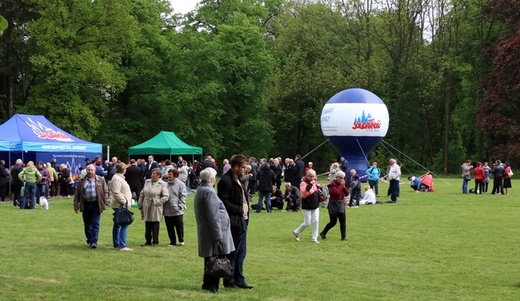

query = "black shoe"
[[237, 283, 253, 289], [90, 243, 97, 249], [224, 283, 238, 288], [320, 232, 327, 240], [141, 243, 152, 247], [341, 237, 348, 241]]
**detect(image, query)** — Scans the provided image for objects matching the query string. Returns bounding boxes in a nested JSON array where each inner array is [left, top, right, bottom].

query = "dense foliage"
[[0, 0, 518, 172]]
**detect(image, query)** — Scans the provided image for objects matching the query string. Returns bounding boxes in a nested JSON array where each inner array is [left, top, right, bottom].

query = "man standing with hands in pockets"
[[217, 154, 253, 289]]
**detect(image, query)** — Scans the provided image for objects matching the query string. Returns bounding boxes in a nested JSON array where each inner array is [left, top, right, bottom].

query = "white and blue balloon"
[[321, 88, 389, 180]]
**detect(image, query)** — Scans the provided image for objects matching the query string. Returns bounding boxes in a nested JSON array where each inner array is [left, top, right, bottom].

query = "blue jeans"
[[234, 220, 248, 286], [112, 208, 129, 248], [225, 220, 248, 287], [20, 183, 37, 209], [462, 178, 469, 194], [349, 189, 361, 206], [256, 190, 272, 212], [83, 202, 101, 245], [37, 184, 48, 200]]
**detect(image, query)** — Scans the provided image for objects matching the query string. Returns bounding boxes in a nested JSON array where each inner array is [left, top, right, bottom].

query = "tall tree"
[[477, 0, 520, 160]]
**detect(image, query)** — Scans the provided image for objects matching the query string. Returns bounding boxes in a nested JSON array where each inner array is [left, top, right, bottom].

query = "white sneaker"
[[292, 231, 300, 242], [179, 242, 185, 246], [119, 247, 133, 251], [312, 240, 320, 244]]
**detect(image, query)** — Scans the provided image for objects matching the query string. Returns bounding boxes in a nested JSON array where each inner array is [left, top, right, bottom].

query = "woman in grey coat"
[[194, 168, 235, 293]]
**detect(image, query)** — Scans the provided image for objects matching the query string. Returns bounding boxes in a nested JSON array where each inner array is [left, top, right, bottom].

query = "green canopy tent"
[[128, 131, 202, 161]]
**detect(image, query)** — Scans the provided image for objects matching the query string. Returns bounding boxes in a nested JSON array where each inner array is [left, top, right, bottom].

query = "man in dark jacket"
[[0, 160, 9, 203], [217, 154, 253, 289], [270, 158, 283, 189], [270, 185, 284, 210], [491, 160, 505, 195], [125, 159, 143, 200], [254, 159, 275, 213], [284, 182, 301, 211], [294, 154, 305, 187], [284, 158, 295, 186], [10, 159, 24, 206]]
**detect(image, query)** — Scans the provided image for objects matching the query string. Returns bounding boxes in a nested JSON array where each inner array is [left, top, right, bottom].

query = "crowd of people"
[[1, 152, 515, 295], [0, 158, 72, 209], [461, 159, 513, 195]]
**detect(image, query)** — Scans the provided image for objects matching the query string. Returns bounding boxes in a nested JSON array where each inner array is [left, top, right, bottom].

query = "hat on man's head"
[[309, 162, 313, 165]]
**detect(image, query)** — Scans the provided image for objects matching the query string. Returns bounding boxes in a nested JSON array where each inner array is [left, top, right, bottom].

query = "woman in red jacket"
[[473, 162, 485, 194], [320, 170, 349, 241]]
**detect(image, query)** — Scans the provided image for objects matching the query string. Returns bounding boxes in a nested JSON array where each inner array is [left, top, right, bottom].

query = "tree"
[[477, 0, 520, 160]]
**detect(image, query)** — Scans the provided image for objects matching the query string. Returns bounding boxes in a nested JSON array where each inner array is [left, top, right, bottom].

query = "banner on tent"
[[37, 152, 100, 175]]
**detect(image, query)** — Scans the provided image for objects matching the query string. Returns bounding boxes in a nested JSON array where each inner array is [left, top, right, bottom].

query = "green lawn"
[[0, 178, 519, 301]]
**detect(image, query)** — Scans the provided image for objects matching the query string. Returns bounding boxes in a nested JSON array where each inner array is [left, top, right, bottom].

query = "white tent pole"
[[107, 146, 110, 161]]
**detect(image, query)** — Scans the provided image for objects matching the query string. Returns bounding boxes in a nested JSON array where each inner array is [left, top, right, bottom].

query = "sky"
[[169, 0, 200, 14]]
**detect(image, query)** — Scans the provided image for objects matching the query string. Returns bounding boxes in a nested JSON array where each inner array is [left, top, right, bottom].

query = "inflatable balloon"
[[321, 88, 389, 180]]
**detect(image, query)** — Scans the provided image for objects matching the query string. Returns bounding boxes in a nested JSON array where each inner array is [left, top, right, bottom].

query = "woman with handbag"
[[110, 163, 134, 251], [461, 160, 473, 194], [194, 168, 235, 293], [320, 170, 349, 241]]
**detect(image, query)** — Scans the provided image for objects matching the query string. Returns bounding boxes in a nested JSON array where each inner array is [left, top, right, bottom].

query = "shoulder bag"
[[113, 198, 134, 226]]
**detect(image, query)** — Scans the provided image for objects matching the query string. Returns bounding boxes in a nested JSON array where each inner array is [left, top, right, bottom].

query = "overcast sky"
[[170, 0, 199, 14]]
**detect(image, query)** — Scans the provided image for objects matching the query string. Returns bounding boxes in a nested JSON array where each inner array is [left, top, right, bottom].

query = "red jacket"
[[473, 166, 485, 181], [328, 179, 349, 201]]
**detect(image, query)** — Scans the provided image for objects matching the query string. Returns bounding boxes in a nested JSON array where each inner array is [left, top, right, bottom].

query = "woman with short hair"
[[138, 168, 169, 246], [293, 169, 321, 243], [194, 168, 235, 293], [110, 163, 133, 251], [320, 170, 349, 241]]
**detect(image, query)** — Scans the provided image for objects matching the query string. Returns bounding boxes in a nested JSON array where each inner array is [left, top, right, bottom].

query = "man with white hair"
[[10, 159, 24, 206], [387, 158, 401, 203], [0, 160, 9, 203], [46, 162, 59, 198]]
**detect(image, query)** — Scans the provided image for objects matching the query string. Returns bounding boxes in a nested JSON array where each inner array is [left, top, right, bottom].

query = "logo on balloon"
[[352, 111, 382, 130]]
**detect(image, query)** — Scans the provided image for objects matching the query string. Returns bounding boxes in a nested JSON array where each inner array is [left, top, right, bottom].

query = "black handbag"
[[113, 200, 134, 226], [204, 242, 231, 278]]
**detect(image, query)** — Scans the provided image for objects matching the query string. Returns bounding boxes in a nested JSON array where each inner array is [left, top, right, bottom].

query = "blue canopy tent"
[[0, 114, 102, 175]]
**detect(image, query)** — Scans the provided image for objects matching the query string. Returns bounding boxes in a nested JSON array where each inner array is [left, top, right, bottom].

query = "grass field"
[[0, 178, 519, 301]]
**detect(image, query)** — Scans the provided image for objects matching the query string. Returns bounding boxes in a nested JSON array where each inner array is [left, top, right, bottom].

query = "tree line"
[[0, 0, 518, 173]]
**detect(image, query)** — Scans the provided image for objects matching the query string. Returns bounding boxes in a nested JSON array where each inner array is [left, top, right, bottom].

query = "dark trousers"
[[389, 180, 399, 202], [321, 211, 346, 240], [491, 177, 503, 194], [11, 184, 22, 206], [368, 179, 379, 196], [202, 258, 220, 293], [82, 201, 101, 245], [349, 189, 360, 207], [130, 185, 141, 200], [224, 220, 247, 286], [50, 181, 59, 197], [0, 183, 7, 202], [60, 181, 70, 196], [164, 215, 184, 245], [484, 181, 489, 193], [144, 221, 160, 245], [474, 180, 484, 194]]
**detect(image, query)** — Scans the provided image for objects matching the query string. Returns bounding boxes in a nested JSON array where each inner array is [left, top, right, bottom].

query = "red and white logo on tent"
[[25, 118, 74, 142]]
